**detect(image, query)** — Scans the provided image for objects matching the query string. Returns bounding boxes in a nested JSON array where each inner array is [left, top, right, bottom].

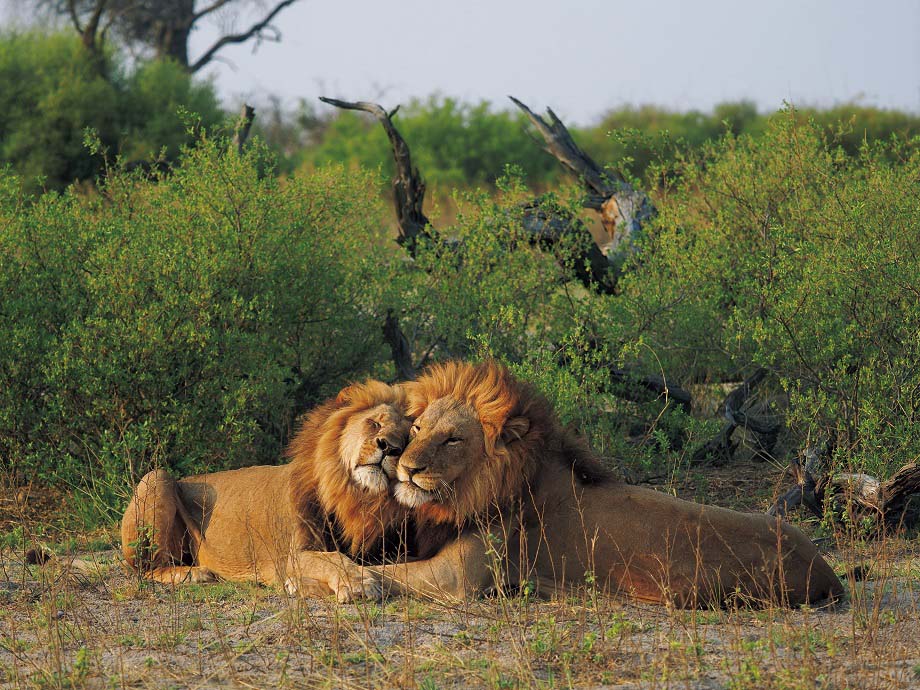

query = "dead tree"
[[318, 97, 434, 256], [320, 95, 690, 412], [769, 448, 920, 533], [509, 97, 657, 261], [690, 368, 780, 465]]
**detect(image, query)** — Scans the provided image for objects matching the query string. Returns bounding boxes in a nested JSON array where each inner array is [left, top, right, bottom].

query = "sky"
[[184, 0, 920, 125], [7, 0, 920, 125]]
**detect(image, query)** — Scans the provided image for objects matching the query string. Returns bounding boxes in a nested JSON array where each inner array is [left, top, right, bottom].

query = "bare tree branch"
[[188, 0, 300, 73], [232, 103, 256, 155], [509, 96, 657, 257], [509, 96, 619, 197], [319, 97, 434, 255]]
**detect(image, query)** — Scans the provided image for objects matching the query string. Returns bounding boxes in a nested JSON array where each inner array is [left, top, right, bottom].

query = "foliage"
[[0, 31, 222, 193], [616, 110, 920, 476], [3, 99, 919, 521], [300, 96, 561, 190], [0, 137, 391, 501]]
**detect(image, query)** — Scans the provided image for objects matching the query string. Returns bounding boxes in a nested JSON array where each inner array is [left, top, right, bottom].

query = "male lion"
[[121, 380, 411, 602], [375, 360, 844, 608]]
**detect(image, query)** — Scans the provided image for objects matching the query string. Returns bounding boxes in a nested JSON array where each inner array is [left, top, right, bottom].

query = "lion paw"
[[333, 571, 382, 604]]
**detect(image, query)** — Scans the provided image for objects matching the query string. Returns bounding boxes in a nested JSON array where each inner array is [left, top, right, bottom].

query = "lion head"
[[392, 360, 553, 527], [337, 389, 412, 494], [286, 379, 412, 556]]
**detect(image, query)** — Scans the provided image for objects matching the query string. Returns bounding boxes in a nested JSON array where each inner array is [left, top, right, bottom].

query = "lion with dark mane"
[[121, 380, 410, 601], [376, 360, 843, 608]]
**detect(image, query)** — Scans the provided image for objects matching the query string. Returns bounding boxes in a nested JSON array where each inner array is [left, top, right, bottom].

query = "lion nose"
[[376, 438, 403, 456], [403, 464, 426, 477]]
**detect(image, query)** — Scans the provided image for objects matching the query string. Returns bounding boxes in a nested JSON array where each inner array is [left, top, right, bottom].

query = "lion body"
[[378, 361, 844, 608], [121, 381, 410, 600]]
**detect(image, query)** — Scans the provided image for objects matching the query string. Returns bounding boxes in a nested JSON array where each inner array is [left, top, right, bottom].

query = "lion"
[[374, 360, 844, 608], [121, 380, 412, 602]]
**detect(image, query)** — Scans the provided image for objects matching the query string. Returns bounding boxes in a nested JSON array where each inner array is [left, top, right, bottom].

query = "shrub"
[[0, 31, 222, 192], [616, 110, 920, 475], [0, 138, 392, 510]]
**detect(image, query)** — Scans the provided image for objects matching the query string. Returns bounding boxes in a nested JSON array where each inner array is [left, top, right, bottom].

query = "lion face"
[[339, 402, 412, 494], [392, 396, 487, 509]]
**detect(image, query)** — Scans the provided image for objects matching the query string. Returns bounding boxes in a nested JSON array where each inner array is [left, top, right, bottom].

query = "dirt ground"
[[1, 464, 919, 690]]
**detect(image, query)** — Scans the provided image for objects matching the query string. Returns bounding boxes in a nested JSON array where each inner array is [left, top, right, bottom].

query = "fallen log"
[[690, 368, 778, 465], [769, 451, 920, 533]]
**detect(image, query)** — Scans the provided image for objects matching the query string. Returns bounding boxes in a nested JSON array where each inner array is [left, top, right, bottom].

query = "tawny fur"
[[121, 380, 410, 600], [379, 360, 844, 608]]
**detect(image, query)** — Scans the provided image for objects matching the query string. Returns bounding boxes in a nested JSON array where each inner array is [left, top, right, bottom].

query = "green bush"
[[3, 99, 918, 526], [616, 110, 920, 475], [0, 138, 393, 513], [0, 31, 222, 192]]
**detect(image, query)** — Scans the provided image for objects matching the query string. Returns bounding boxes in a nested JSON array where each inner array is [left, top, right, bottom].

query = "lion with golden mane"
[[375, 361, 844, 608], [121, 380, 410, 601]]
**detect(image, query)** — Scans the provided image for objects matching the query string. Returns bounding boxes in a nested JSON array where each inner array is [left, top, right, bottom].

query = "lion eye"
[[410, 424, 420, 437], [444, 437, 462, 446], [368, 420, 381, 431]]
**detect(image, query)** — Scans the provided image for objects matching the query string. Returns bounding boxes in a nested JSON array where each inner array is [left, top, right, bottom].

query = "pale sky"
[[6, 0, 920, 124], [187, 0, 920, 124]]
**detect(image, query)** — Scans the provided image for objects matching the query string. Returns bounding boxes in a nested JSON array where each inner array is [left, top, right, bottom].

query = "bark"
[[691, 368, 775, 465], [509, 97, 657, 257], [319, 97, 434, 256]]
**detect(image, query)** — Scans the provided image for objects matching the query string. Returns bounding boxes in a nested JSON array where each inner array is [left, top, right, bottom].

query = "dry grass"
[[1, 473, 919, 690]]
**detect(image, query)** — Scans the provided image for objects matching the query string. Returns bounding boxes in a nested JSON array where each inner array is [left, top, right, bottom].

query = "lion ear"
[[500, 416, 530, 444], [336, 385, 358, 404]]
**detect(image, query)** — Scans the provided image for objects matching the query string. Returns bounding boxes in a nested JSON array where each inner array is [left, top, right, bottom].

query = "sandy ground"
[[1, 535, 918, 688], [1, 462, 918, 689]]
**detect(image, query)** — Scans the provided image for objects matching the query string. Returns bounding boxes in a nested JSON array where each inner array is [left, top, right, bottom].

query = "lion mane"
[[121, 378, 410, 599], [404, 359, 609, 531], [381, 359, 843, 608], [287, 379, 409, 558]]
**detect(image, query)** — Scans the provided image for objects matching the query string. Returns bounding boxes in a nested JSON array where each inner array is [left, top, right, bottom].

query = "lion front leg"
[[371, 529, 500, 602], [283, 551, 381, 603], [147, 566, 217, 585]]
